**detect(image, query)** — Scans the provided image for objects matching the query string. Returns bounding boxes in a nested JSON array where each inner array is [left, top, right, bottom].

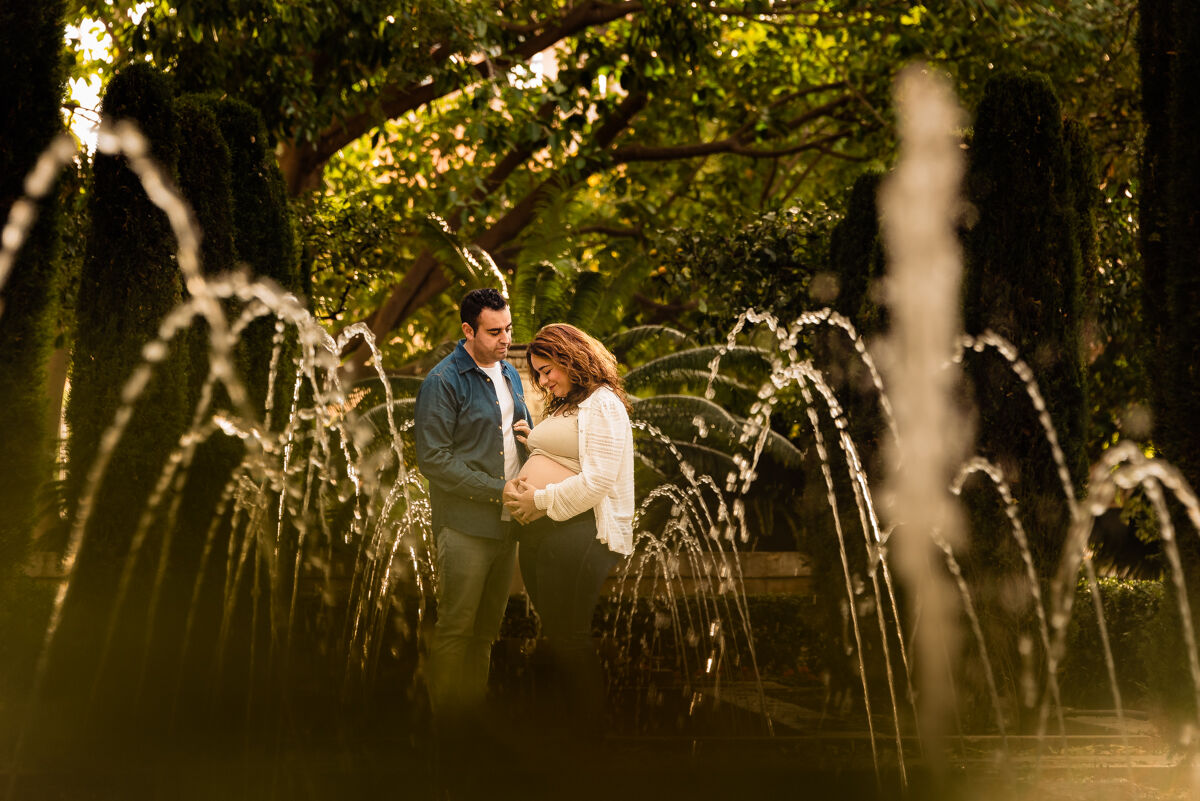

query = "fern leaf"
[[623, 345, 773, 393], [606, 325, 693, 361], [632, 394, 804, 468]]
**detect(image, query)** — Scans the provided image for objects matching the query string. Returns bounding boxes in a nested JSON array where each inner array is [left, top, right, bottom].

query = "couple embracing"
[[413, 288, 634, 751]]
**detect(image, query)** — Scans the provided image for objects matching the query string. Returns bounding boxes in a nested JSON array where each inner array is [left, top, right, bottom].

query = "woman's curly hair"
[[527, 323, 631, 415]]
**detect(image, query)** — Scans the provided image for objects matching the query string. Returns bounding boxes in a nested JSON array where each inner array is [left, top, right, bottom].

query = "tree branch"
[[574, 223, 644, 238], [339, 102, 557, 363], [282, 1, 644, 193], [632, 292, 700, 326], [612, 126, 853, 163], [342, 91, 648, 375], [342, 84, 870, 374]]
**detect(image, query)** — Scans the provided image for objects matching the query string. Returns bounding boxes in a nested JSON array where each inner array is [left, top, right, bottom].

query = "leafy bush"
[[642, 206, 836, 343], [1142, 573, 1200, 740], [1058, 577, 1163, 709]]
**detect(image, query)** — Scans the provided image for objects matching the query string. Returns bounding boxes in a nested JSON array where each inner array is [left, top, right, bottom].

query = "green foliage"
[[507, 251, 649, 345], [642, 206, 837, 342], [510, 260, 575, 344], [1087, 172, 1146, 455], [302, 189, 432, 319], [616, 329, 807, 550], [208, 97, 298, 292], [65, 62, 190, 560], [624, 345, 769, 399], [606, 325, 691, 364], [175, 95, 236, 277], [204, 96, 301, 414], [1143, 0, 1200, 488], [120, 0, 475, 147], [1143, 572, 1200, 738], [64, 1, 1143, 365], [827, 171, 888, 335], [632, 394, 803, 471], [1073, 0, 1145, 455], [962, 72, 1091, 577], [1060, 577, 1163, 709]]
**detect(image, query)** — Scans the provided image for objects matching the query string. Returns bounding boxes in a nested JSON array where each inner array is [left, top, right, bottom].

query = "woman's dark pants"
[[518, 512, 618, 739]]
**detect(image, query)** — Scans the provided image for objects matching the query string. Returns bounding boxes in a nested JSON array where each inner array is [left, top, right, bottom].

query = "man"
[[414, 288, 532, 724]]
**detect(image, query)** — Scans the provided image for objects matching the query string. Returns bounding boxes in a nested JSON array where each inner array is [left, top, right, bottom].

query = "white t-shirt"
[[479, 361, 521, 480]]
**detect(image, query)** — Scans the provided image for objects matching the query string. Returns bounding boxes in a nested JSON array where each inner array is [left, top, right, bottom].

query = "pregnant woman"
[[503, 323, 634, 740]]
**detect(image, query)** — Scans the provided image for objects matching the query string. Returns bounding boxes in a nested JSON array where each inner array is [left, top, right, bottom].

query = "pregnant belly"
[[518, 453, 578, 489]]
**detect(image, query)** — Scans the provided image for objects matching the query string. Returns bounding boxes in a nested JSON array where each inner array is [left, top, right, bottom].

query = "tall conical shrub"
[[1139, 0, 1200, 737], [65, 63, 190, 562], [829, 171, 888, 335], [962, 72, 1089, 576], [207, 98, 301, 414], [958, 73, 1093, 729], [0, 0, 67, 693], [172, 93, 239, 558], [175, 94, 236, 403], [175, 96, 236, 280]]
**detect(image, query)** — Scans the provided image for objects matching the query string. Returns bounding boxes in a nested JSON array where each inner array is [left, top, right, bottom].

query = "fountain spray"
[[878, 64, 971, 770]]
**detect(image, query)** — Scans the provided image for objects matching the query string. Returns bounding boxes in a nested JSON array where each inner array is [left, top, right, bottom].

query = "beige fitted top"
[[525, 412, 581, 473]]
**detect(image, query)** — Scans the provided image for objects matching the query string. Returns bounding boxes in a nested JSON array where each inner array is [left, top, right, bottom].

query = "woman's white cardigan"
[[532, 386, 635, 555]]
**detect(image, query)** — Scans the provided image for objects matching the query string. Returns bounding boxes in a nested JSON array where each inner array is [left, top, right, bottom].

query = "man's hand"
[[504, 477, 544, 524], [502, 478, 522, 508]]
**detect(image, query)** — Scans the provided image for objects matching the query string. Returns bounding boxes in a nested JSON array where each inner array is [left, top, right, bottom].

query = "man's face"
[[463, 306, 513, 366]]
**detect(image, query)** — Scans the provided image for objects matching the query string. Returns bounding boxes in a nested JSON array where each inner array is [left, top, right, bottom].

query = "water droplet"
[[141, 341, 168, 362]]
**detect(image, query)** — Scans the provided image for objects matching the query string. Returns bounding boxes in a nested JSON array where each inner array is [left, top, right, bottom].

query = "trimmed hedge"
[[0, 0, 65, 557], [206, 97, 301, 415], [962, 72, 1091, 578], [172, 94, 242, 576], [175, 95, 236, 279], [1059, 577, 1163, 709], [65, 62, 190, 560], [1139, 3, 1200, 740], [0, 0, 67, 701], [0, 1, 67, 548]]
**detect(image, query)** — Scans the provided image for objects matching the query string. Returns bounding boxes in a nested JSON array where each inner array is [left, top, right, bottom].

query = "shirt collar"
[[452, 338, 509, 375]]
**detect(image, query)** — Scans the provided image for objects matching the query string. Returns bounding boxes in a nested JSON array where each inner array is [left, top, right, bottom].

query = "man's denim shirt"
[[414, 340, 532, 540]]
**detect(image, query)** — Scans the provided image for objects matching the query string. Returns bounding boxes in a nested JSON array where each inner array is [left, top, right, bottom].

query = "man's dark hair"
[[460, 288, 508, 332]]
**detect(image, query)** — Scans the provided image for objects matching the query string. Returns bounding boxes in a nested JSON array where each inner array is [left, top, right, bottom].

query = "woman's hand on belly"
[[504, 477, 545, 524]]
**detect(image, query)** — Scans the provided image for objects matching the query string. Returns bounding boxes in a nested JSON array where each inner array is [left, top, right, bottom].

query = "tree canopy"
[[60, 1, 1140, 379]]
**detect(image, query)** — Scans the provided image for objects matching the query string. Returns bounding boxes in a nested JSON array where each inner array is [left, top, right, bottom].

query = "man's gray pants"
[[427, 525, 517, 720]]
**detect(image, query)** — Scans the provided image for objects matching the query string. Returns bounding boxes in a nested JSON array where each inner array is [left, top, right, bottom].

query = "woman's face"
[[530, 354, 573, 398]]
